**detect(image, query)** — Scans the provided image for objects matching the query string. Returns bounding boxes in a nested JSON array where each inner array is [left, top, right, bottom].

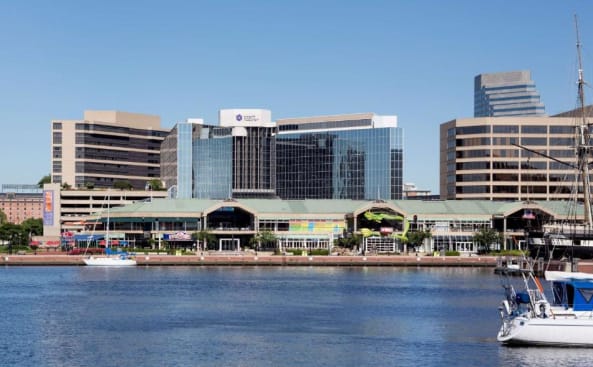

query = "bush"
[[445, 250, 460, 256]]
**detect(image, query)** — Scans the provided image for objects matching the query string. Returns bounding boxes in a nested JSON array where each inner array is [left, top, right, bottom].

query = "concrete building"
[[42, 183, 168, 240], [0, 184, 43, 224], [440, 115, 587, 200], [474, 71, 546, 117], [51, 110, 170, 190]]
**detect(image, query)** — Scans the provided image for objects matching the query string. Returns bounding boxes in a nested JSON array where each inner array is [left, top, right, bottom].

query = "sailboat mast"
[[575, 15, 593, 227]]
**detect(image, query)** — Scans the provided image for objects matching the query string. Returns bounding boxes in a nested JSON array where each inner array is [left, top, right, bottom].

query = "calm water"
[[1, 266, 593, 367]]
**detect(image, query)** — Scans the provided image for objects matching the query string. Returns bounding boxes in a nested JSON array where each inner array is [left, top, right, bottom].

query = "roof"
[[104, 198, 585, 221]]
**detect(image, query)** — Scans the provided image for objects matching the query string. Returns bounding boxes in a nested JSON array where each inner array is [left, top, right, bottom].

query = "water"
[[1, 267, 593, 367]]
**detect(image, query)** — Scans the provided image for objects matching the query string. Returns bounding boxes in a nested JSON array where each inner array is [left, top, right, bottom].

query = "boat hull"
[[83, 256, 136, 266], [498, 316, 593, 347]]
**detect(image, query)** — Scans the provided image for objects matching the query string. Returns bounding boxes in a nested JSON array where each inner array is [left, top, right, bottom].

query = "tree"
[[146, 179, 164, 191], [192, 230, 216, 251], [0, 209, 7, 225], [38, 174, 51, 188], [474, 227, 502, 254], [0, 223, 27, 253], [21, 218, 43, 236], [113, 180, 133, 190], [61, 182, 71, 190], [407, 230, 432, 251], [250, 231, 278, 251], [334, 233, 362, 249]]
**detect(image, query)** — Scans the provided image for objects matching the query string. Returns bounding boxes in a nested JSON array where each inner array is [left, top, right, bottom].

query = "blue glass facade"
[[165, 113, 404, 200], [276, 127, 403, 200], [176, 123, 194, 198], [474, 71, 545, 117], [193, 137, 232, 199]]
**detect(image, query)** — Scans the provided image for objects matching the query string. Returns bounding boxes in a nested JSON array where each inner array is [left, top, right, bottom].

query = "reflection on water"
[[0, 266, 590, 367]]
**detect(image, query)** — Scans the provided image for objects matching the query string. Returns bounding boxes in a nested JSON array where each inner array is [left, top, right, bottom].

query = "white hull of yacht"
[[83, 256, 136, 266], [498, 316, 593, 346]]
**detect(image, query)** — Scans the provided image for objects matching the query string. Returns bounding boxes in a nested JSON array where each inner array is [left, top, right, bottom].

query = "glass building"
[[163, 110, 403, 200], [276, 113, 403, 200], [474, 70, 546, 117]]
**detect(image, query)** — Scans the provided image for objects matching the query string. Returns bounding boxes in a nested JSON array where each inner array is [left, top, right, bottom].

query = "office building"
[[163, 110, 403, 201], [51, 110, 170, 190], [276, 113, 403, 200], [474, 71, 546, 117], [440, 115, 586, 200]]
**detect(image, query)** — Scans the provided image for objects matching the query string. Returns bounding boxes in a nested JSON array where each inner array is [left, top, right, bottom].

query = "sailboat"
[[497, 16, 593, 346], [519, 16, 593, 261], [83, 191, 136, 266]]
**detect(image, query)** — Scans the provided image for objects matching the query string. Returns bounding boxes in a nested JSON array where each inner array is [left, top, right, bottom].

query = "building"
[[160, 119, 204, 199], [276, 113, 403, 200], [162, 109, 277, 199], [42, 183, 168, 240], [51, 110, 170, 190], [474, 71, 546, 117], [402, 183, 438, 200], [440, 115, 586, 200], [0, 184, 43, 224], [82, 197, 578, 255], [162, 110, 403, 201]]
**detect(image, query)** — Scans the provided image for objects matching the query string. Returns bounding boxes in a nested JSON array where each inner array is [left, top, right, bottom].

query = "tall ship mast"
[[574, 14, 593, 227]]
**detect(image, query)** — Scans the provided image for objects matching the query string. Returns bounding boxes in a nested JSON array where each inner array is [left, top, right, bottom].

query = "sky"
[[1, 0, 593, 194]]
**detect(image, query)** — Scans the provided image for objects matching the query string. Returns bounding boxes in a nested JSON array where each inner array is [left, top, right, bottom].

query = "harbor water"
[[1, 266, 593, 367]]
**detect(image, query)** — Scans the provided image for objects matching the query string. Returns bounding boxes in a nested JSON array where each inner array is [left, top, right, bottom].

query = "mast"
[[575, 15, 593, 227]]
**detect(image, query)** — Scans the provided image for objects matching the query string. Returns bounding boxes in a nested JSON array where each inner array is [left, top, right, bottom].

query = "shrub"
[[445, 250, 460, 256]]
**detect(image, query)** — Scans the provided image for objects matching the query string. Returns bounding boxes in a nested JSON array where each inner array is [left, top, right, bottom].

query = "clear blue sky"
[[1, 0, 592, 194]]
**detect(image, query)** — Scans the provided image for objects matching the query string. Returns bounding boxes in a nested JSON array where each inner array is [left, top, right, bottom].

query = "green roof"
[[104, 198, 585, 221]]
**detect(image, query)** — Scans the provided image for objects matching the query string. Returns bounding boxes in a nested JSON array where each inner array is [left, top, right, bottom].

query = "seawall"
[[0, 254, 498, 267]]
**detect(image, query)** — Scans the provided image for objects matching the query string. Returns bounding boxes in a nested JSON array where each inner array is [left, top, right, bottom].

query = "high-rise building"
[[162, 110, 403, 200], [474, 70, 546, 117], [51, 110, 170, 190], [276, 113, 403, 200], [440, 116, 584, 200]]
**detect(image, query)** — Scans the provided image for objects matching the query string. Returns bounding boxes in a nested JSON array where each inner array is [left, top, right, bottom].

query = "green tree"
[[0, 223, 27, 253], [21, 218, 43, 236], [113, 180, 133, 190], [192, 230, 216, 251], [334, 233, 362, 249], [407, 230, 432, 250], [250, 230, 278, 251], [474, 227, 502, 254], [61, 182, 72, 190], [0, 209, 7, 225], [38, 174, 51, 188], [146, 179, 164, 191]]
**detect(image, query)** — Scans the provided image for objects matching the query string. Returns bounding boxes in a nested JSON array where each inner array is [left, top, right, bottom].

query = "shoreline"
[[0, 253, 498, 267]]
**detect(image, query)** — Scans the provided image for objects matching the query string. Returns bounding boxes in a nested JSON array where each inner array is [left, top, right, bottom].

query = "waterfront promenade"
[[0, 252, 498, 267]]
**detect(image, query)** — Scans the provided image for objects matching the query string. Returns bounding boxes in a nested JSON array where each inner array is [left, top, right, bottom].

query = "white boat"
[[82, 191, 136, 266], [84, 252, 137, 266], [497, 269, 593, 346], [497, 15, 593, 346]]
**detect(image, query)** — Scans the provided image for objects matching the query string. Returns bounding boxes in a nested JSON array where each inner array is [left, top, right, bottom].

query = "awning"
[[74, 234, 104, 241]]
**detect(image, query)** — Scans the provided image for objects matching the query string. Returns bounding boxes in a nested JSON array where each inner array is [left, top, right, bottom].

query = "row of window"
[[455, 125, 576, 135]]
